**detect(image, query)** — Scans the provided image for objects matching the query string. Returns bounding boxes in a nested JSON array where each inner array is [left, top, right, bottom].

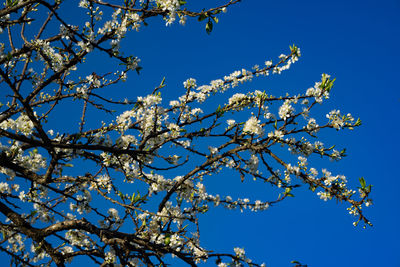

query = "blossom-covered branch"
[[0, 0, 371, 266]]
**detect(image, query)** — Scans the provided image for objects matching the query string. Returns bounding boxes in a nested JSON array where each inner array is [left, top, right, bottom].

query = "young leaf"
[[206, 20, 213, 34], [359, 177, 366, 188], [198, 13, 208, 21]]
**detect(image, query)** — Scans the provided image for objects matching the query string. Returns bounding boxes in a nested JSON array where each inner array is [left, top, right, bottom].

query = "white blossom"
[[279, 99, 294, 120], [243, 116, 263, 135], [234, 247, 246, 258]]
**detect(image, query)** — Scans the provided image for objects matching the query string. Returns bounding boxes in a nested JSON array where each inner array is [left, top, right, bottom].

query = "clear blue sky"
[[121, 0, 399, 266], [3, 0, 400, 266]]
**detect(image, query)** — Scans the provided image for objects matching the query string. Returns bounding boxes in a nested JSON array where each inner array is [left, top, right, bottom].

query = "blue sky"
[[2, 0, 400, 266], [121, 0, 399, 266]]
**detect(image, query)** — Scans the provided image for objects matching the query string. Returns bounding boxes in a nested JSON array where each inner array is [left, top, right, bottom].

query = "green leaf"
[[198, 13, 208, 21], [30, 210, 38, 217], [359, 177, 366, 188], [216, 105, 224, 118], [289, 44, 298, 54], [205, 20, 213, 34], [366, 184, 372, 193], [164, 236, 171, 245], [134, 193, 141, 203], [285, 187, 294, 197], [6, 0, 18, 7], [212, 16, 219, 23], [160, 76, 166, 87], [354, 118, 362, 126], [135, 66, 143, 74], [6, 52, 12, 61]]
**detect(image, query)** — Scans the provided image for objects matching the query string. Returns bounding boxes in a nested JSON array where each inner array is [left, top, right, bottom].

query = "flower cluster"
[[243, 116, 263, 135], [157, 0, 181, 25]]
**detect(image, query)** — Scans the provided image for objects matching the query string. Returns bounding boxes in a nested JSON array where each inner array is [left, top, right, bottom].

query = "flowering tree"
[[0, 0, 372, 266]]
